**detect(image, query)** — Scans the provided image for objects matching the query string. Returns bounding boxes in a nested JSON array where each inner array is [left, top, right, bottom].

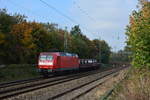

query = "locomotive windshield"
[[40, 55, 53, 60]]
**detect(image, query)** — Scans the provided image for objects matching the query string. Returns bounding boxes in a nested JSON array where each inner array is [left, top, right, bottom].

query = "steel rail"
[[0, 69, 102, 99], [0, 76, 44, 89], [48, 67, 125, 100]]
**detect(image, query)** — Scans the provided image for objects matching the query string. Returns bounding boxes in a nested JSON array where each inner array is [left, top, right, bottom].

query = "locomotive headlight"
[[48, 62, 53, 65], [39, 62, 44, 65]]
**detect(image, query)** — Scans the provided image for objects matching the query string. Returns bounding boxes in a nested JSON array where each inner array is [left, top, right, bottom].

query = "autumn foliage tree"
[[10, 22, 52, 63], [126, 0, 150, 68], [0, 9, 26, 64], [0, 9, 111, 64]]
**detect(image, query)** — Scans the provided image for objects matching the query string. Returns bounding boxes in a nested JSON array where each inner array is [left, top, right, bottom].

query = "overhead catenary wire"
[[73, 0, 102, 38], [39, 0, 96, 37], [4, 0, 99, 38], [3, 0, 96, 38], [73, 1, 97, 23], [39, 0, 78, 24], [6, 0, 70, 30], [7, 0, 53, 22]]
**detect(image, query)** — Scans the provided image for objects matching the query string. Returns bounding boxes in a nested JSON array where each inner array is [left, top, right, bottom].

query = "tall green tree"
[[70, 25, 91, 58], [92, 39, 111, 63], [70, 25, 82, 36], [126, 0, 150, 68], [0, 9, 26, 64]]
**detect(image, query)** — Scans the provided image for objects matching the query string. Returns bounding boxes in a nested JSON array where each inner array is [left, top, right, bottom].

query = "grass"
[[0, 64, 40, 83], [108, 67, 150, 100]]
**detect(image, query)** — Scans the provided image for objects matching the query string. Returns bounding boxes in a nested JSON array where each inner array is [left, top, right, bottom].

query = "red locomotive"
[[38, 52, 99, 76]]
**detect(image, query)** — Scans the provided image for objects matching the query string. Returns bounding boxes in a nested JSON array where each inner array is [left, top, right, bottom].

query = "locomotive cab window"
[[40, 55, 53, 60], [47, 55, 53, 60], [40, 55, 47, 60]]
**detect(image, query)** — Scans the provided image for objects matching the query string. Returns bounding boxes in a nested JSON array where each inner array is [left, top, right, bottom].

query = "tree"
[[0, 9, 112, 64], [0, 9, 26, 33], [70, 25, 95, 58], [70, 25, 82, 36], [10, 22, 54, 63], [126, 0, 150, 68], [0, 9, 26, 64], [110, 47, 131, 63], [92, 39, 111, 63], [70, 35, 88, 58]]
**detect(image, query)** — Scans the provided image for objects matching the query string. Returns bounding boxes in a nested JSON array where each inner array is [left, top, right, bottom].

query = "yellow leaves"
[[0, 33, 5, 44], [10, 22, 41, 50], [21, 28, 32, 46], [28, 43, 36, 49], [141, 2, 150, 19]]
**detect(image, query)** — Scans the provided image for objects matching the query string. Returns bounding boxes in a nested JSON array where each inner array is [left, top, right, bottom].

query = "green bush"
[[0, 64, 39, 83]]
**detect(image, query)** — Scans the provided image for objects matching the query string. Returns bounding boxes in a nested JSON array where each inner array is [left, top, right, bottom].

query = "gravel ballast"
[[4, 68, 126, 100]]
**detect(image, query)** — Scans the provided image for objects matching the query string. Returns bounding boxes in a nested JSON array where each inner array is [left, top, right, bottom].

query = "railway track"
[[0, 66, 113, 90], [48, 67, 125, 100], [0, 66, 127, 100], [0, 69, 104, 89], [0, 76, 44, 89], [0, 69, 103, 99]]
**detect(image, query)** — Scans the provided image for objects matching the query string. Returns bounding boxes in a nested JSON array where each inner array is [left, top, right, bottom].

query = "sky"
[[0, 0, 138, 51]]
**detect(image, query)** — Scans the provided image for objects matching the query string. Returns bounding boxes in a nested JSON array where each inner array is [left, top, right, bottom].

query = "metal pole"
[[99, 36, 101, 63], [64, 27, 67, 52]]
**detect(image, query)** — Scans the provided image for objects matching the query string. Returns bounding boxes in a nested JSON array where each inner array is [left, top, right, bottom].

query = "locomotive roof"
[[40, 52, 78, 57]]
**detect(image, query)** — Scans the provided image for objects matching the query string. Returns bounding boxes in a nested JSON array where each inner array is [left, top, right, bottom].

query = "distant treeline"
[[0, 9, 111, 64]]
